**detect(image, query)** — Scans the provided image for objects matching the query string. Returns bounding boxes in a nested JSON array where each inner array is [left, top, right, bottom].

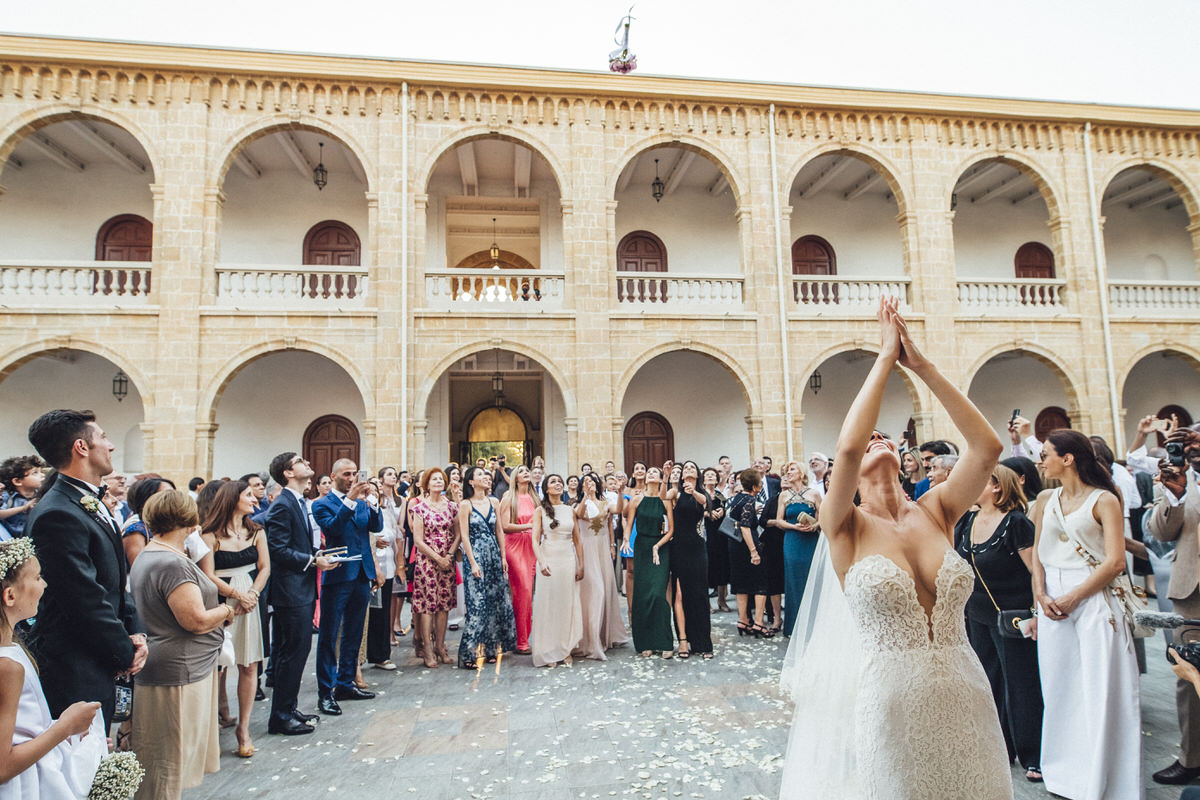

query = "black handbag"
[[966, 521, 1032, 639]]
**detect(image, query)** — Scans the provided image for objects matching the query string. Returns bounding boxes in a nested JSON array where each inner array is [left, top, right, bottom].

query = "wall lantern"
[[651, 158, 664, 202], [313, 142, 328, 191], [808, 370, 822, 395], [112, 370, 129, 402]]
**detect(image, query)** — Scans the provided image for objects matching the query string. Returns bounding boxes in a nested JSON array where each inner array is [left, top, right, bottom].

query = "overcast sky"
[[5, 0, 1198, 110]]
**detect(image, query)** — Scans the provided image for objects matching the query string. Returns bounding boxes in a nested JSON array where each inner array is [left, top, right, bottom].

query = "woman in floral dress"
[[411, 468, 460, 669], [455, 467, 517, 668]]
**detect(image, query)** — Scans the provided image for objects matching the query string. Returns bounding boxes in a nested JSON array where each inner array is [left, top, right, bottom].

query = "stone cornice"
[[3, 34, 1200, 129]]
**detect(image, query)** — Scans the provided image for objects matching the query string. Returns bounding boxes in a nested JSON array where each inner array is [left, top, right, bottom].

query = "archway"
[[951, 157, 1057, 280], [1102, 166, 1197, 281], [799, 349, 915, 456], [620, 350, 749, 467], [968, 350, 1076, 445], [219, 127, 369, 265], [0, 116, 154, 262], [212, 350, 365, 478], [0, 349, 146, 473], [1120, 350, 1200, 446], [423, 348, 567, 468]]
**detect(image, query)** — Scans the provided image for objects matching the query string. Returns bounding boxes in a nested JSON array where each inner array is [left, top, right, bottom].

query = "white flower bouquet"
[[88, 751, 144, 800]]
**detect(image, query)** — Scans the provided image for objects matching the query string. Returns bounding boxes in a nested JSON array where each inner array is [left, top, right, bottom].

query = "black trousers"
[[366, 581, 393, 664], [670, 535, 712, 653], [966, 615, 1044, 768], [269, 601, 315, 726]]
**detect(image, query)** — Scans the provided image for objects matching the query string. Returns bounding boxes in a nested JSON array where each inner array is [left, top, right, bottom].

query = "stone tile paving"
[[183, 610, 1191, 799]]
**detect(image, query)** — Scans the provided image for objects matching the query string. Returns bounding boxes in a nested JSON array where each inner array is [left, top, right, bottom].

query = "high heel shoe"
[[736, 621, 751, 636], [422, 636, 438, 669], [750, 623, 769, 638]]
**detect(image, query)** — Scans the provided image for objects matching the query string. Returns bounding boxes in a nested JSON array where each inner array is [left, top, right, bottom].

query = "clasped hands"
[[118, 633, 149, 679], [877, 296, 929, 373]]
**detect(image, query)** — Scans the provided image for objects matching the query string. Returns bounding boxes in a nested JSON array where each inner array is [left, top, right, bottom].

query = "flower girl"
[[0, 538, 107, 799]]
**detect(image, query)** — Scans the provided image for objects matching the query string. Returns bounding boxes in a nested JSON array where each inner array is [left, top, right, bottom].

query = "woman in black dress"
[[727, 468, 768, 636], [666, 461, 712, 658], [954, 463, 1043, 783], [702, 467, 731, 612]]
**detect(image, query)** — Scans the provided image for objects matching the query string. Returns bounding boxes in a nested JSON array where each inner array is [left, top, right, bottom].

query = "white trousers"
[[1038, 566, 1144, 800]]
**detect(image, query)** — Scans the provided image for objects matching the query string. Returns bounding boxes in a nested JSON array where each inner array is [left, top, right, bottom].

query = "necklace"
[[148, 538, 188, 558]]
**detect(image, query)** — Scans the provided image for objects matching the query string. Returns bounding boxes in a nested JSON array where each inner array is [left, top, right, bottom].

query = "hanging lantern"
[[809, 370, 822, 395], [112, 370, 129, 402], [651, 158, 664, 202], [489, 217, 500, 268], [313, 142, 328, 190]]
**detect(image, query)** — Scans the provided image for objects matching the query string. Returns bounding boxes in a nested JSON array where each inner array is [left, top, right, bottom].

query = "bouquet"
[[88, 751, 145, 800]]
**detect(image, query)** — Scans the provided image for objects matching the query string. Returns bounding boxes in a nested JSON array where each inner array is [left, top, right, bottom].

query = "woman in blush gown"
[[499, 465, 538, 655], [780, 297, 1012, 800], [575, 473, 629, 659], [530, 475, 583, 667]]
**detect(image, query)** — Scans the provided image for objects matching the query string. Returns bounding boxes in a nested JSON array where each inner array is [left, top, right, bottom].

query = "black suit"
[[27, 476, 139, 726], [265, 489, 319, 726]]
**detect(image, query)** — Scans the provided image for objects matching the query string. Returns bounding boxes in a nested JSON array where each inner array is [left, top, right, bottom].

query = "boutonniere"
[[80, 495, 102, 516]]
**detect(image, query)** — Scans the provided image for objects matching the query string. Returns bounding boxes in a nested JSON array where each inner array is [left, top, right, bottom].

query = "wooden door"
[[1157, 404, 1193, 429], [1034, 406, 1071, 442], [96, 214, 152, 261], [616, 231, 667, 272], [303, 415, 360, 492], [1014, 242, 1055, 279], [791, 235, 836, 275], [303, 220, 361, 266], [623, 412, 674, 472]]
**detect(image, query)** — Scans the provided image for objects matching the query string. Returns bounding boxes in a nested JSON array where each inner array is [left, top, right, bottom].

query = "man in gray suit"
[[1148, 423, 1200, 785]]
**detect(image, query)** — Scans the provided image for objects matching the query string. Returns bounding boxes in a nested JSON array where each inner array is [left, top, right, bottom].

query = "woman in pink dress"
[[575, 472, 629, 658], [411, 468, 460, 669], [500, 465, 538, 654]]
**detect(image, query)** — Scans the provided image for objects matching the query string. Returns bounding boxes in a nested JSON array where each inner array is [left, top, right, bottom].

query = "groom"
[[25, 409, 147, 727]]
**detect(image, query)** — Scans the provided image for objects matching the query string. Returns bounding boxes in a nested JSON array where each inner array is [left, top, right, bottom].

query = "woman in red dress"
[[499, 465, 538, 654]]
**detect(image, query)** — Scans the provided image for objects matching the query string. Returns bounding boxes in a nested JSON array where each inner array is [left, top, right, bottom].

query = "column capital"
[[1186, 221, 1200, 236], [1046, 215, 1067, 233], [149, 183, 167, 201], [203, 185, 226, 206], [560, 199, 575, 217], [365, 192, 379, 209], [411, 418, 429, 433], [564, 416, 579, 433], [413, 193, 429, 211], [605, 200, 619, 215], [194, 422, 219, 436], [735, 205, 753, 224]]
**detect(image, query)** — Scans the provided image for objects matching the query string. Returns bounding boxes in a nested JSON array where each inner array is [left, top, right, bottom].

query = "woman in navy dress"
[[455, 467, 516, 668]]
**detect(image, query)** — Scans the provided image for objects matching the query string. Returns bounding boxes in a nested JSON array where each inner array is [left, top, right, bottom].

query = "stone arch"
[[782, 141, 912, 218], [0, 338, 153, 408], [1117, 342, 1200, 399], [795, 342, 922, 416], [613, 341, 759, 421], [211, 115, 376, 192], [608, 134, 747, 207], [1099, 158, 1200, 224], [199, 339, 375, 426], [0, 105, 162, 182], [947, 151, 1065, 222], [417, 126, 570, 198], [412, 339, 578, 423], [964, 341, 1083, 414]]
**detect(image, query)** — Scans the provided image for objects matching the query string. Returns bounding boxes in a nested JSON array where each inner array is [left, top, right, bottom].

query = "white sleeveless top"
[[1037, 488, 1106, 570]]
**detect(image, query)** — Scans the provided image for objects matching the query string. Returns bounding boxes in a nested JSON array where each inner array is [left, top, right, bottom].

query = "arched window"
[[1014, 242, 1055, 279], [791, 235, 836, 275], [617, 231, 667, 272], [303, 221, 361, 266], [96, 214, 152, 262]]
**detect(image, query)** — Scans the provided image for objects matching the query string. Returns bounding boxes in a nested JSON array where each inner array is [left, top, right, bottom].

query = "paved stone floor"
[[183, 609, 1189, 799]]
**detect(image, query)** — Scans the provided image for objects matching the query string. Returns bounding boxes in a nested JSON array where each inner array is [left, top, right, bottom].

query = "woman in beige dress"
[[530, 475, 583, 667], [575, 472, 629, 659]]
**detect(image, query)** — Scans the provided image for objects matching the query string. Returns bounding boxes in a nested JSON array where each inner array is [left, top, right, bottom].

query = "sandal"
[[661, 650, 674, 659], [701, 652, 714, 660], [678, 639, 691, 659], [736, 621, 752, 637], [219, 714, 236, 729], [751, 623, 771, 638], [1025, 767, 1043, 783]]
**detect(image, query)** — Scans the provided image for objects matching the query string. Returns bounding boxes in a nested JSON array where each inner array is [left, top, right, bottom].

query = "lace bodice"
[[843, 550, 972, 651]]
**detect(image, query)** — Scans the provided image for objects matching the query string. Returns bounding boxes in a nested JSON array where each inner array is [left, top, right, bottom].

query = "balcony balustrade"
[[215, 264, 368, 307], [0, 261, 152, 306], [956, 278, 1067, 313], [1109, 280, 1200, 316], [792, 276, 911, 312], [615, 271, 744, 311], [424, 269, 565, 311]]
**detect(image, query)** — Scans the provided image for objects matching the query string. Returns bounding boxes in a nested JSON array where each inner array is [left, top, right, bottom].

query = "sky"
[[5, 0, 1199, 110]]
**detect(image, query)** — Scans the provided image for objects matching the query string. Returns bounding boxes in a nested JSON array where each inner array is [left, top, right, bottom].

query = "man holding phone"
[[311, 459, 382, 716]]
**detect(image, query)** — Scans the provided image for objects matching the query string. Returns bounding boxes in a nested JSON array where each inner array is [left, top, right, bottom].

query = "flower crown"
[[0, 538, 36, 582]]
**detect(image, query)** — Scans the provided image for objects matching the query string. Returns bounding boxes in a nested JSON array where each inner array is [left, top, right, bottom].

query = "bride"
[[779, 298, 1012, 800]]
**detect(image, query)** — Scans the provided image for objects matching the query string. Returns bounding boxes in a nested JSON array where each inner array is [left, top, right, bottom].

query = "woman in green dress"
[[621, 465, 675, 658]]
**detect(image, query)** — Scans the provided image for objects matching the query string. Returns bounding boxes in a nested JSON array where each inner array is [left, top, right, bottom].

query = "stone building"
[[1, 34, 1198, 480]]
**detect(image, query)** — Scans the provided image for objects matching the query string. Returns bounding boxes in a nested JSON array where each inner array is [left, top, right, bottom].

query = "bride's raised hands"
[[877, 295, 901, 364]]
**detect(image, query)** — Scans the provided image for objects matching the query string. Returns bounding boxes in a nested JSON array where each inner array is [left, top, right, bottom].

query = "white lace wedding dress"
[[842, 550, 1012, 800]]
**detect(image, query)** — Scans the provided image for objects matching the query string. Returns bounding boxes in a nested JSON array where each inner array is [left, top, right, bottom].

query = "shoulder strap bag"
[[965, 514, 1033, 639]]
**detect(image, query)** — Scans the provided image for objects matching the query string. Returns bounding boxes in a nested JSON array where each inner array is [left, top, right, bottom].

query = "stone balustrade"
[[1109, 280, 1200, 315], [0, 261, 153, 306], [615, 272, 744, 310], [215, 264, 369, 307], [424, 269, 565, 311], [792, 276, 911, 311], [956, 278, 1067, 312]]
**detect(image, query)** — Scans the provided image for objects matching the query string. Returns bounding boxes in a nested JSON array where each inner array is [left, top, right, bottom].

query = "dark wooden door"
[[96, 214, 152, 261], [1157, 404, 1193, 429], [1014, 242, 1055, 279], [617, 231, 667, 272], [303, 415, 360, 491], [624, 411, 674, 472], [791, 235, 836, 275], [1034, 406, 1071, 442], [303, 220, 361, 266]]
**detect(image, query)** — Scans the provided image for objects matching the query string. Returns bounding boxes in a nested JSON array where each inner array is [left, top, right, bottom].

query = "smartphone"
[[357, 469, 370, 482], [1010, 409, 1021, 425], [1150, 418, 1172, 433], [1167, 441, 1187, 468]]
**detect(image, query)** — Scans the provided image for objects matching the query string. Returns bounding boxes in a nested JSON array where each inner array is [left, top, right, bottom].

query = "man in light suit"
[[265, 451, 337, 735], [25, 409, 147, 727], [1148, 424, 1200, 785], [312, 458, 382, 715]]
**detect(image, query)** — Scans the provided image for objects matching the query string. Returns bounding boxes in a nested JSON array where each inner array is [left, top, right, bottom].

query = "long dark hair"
[[201, 480, 261, 541], [1046, 430, 1120, 500], [462, 466, 484, 500], [1000, 456, 1043, 498], [579, 472, 603, 501], [540, 474, 564, 528], [128, 477, 172, 518], [675, 460, 700, 493], [627, 461, 647, 490]]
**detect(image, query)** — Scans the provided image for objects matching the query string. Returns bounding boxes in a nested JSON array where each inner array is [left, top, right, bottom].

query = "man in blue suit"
[[265, 452, 337, 735], [312, 458, 382, 715]]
